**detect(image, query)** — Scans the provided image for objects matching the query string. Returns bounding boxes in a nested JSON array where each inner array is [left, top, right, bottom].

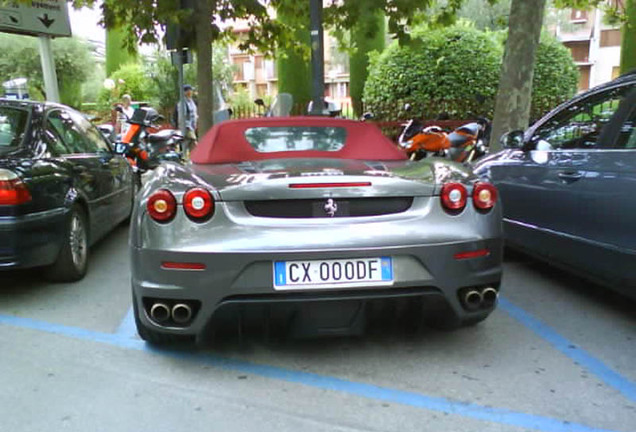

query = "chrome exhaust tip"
[[172, 303, 193, 325], [463, 290, 483, 311], [149, 303, 171, 323], [481, 287, 499, 308]]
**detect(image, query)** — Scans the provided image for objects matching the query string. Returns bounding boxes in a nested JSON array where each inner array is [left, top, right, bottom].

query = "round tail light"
[[183, 187, 214, 221], [147, 189, 177, 222], [472, 182, 498, 211], [441, 183, 468, 212]]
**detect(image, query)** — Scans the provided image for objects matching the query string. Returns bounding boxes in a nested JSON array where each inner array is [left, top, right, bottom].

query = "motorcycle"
[[114, 105, 184, 185], [397, 104, 490, 163]]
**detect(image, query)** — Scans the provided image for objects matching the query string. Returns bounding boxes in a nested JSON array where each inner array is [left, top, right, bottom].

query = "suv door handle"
[[558, 171, 583, 181]]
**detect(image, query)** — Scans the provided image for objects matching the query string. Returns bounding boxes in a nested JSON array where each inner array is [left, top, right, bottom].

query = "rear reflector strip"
[[289, 182, 372, 189], [161, 262, 206, 270], [454, 249, 490, 260]]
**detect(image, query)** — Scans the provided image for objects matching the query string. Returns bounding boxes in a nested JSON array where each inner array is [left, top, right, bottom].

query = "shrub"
[[531, 33, 580, 120], [363, 25, 503, 121], [363, 25, 579, 121]]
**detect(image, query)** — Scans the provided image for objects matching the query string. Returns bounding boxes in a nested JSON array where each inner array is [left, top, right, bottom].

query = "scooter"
[[113, 106, 184, 185]]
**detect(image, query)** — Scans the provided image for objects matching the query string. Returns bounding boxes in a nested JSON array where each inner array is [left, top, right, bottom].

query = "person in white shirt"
[[117, 94, 135, 136]]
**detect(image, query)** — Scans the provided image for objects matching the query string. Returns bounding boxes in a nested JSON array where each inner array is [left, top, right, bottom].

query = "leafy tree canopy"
[[63, 0, 502, 55], [0, 33, 94, 108]]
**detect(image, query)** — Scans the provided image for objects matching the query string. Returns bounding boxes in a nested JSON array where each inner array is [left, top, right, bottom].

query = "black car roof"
[[0, 98, 70, 111]]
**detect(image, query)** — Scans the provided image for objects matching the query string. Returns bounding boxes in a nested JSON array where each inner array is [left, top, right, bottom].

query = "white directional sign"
[[0, 0, 71, 38]]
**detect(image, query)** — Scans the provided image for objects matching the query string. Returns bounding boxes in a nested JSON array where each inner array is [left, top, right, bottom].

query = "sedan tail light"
[[472, 182, 498, 211], [147, 189, 177, 222], [183, 187, 214, 221], [0, 169, 31, 205], [440, 182, 467, 213]]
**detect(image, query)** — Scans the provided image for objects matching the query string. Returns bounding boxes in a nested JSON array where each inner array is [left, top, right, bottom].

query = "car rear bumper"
[[0, 208, 67, 270], [131, 237, 503, 338]]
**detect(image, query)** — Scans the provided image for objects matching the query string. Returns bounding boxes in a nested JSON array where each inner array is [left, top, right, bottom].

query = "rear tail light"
[[183, 187, 214, 221], [472, 182, 498, 211], [147, 189, 177, 222], [0, 169, 31, 205], [440, 182, 467, 212]]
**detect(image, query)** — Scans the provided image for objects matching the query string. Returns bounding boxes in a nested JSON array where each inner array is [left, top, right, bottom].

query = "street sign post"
[[0, 0, 72, 103], [0, 0, 71, 38]]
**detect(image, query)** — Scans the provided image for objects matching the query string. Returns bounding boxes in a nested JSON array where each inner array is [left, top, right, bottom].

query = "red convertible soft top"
[[190, 117, 407, 164]]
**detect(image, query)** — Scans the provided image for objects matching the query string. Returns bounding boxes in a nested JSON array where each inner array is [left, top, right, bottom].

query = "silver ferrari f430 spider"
[[129, 116, 503, 344]]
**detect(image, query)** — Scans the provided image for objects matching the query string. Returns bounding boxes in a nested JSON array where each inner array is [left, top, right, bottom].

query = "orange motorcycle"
[[397, 105, 490, 163]]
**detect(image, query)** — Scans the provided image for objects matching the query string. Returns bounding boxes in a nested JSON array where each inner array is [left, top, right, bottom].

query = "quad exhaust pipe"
[[149, 303, 171, 323], [481, 287, 499, 308], [171, 303, 193, 324], [462, 287, 498, 311], [463, 290, 483, 311], [148, 301, 194, 325]]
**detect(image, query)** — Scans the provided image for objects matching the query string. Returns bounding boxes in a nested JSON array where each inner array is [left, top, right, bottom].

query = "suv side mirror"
[[500, 130, 525, 149]]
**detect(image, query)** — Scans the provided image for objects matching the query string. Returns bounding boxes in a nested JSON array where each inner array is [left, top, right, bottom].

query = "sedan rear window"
[[0, 107, 28, 150], [245, 126, 347, 153]]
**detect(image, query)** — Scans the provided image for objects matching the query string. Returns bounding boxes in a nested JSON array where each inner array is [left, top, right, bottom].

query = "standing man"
[[117, 94, 135, 136], [183, 84, 198, 155]]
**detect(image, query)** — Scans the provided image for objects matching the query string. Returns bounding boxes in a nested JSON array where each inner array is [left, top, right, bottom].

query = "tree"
[[349, 10, 386, 116], [457, 0, 511, 31], [276, 6, 312, 109], [146, 44, 234, 114], [620, 0, 636, 74], [0, 33, 94, 108], [489, 0, 547, 151], [106, 27, 138, 76], [62, 0, 484, 135]]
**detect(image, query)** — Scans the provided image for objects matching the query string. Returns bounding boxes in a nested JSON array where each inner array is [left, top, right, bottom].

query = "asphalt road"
[[0, 224, 634, 432]]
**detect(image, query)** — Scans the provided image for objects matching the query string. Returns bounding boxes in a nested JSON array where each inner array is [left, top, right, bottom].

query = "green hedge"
[[363, 25, 579, 121]]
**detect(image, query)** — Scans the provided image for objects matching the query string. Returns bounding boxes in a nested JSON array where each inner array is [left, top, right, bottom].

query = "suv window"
[[531, 85, 631, 150]]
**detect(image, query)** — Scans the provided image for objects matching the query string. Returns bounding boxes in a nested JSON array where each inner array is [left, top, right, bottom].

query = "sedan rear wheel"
[[45, 206, 88, 282]]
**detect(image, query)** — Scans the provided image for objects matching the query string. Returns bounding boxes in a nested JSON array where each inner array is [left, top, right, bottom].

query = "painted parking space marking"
[[499, 296, 636, 403], [115, 306, 137, 339], [0, 312, 628, 432]]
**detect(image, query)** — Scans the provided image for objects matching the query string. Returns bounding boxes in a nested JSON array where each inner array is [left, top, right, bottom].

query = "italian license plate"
[[273, 257, 393, 290]]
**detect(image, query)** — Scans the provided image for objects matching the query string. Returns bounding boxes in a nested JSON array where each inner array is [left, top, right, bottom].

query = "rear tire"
[[45, 205, 88, 282]]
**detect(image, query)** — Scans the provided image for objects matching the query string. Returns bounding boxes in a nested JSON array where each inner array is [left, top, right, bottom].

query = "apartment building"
[[228, 20, 350, 103], [550, 6, 622, 91]]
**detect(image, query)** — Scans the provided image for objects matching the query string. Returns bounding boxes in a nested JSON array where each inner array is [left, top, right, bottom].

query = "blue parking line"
[[499, 296, 636, 403], [0, 313, 627, 432], [115, 306, 137, 339]]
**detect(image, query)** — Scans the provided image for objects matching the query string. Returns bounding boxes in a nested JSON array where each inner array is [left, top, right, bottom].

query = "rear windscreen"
[[0, 107, 29, 151], [245, 126, 347, 153]]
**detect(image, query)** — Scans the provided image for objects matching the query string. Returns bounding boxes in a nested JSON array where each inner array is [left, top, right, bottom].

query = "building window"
[[600, 29, 622, 48], [570, 9, 588, 23]]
